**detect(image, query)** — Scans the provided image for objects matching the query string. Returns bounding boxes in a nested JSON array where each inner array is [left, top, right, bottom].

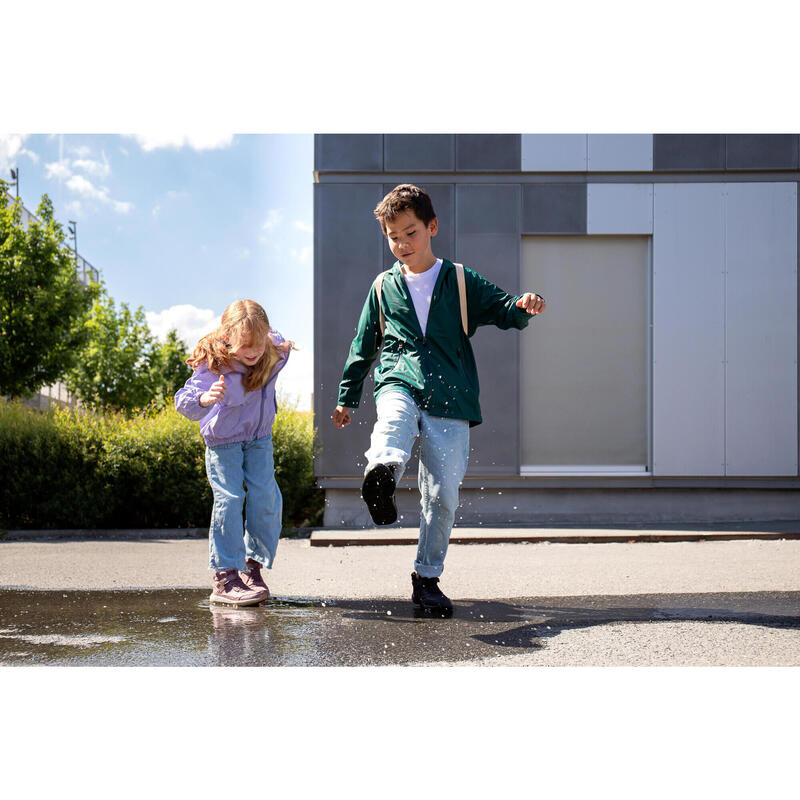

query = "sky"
[[0, 134, 314, 409]]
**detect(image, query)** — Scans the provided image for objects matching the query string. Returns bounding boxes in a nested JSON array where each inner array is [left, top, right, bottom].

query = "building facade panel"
[[314, 134, 383, 172], [314, 182, 386, 476], [725, 135, 800, 171], [653, 183, 726, 475], [522, 184, 586, 233], [521, 134, 587, 172], [653, 134, 726, 171], [455, 134, 521, 171], [384, 135, 455, 172], [724, 182, 798, 476], [587, 183, 654, 234], [587, 134, 654, 172]]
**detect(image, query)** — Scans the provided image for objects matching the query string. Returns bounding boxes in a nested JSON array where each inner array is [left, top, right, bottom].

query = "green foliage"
[[0, 185, 99, 398], [0, 400, 324, 531], [148, 328, 192, 407]]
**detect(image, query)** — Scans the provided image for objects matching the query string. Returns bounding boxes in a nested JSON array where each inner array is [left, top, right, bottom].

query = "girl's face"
[[228, 336, 265, 367]]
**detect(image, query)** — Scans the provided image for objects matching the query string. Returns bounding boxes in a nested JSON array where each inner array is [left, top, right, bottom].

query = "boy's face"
[[384, 209, 438, 271]]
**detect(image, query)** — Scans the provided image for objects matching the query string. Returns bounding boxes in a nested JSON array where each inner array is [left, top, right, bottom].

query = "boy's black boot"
[[411, 571, 453, 618], [361, 463, 398, 525]]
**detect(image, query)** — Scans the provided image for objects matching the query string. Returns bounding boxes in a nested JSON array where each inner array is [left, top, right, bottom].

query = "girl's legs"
[[241, 434, 283, 569], [414, 413, 470, 578], [205, 443, 249, 572]]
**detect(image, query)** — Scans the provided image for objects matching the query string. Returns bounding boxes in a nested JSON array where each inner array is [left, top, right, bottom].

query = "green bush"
[[0, 400, 324, 531]]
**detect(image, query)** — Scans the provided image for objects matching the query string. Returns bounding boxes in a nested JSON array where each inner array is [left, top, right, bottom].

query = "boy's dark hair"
[[373, 184, 436, 232]]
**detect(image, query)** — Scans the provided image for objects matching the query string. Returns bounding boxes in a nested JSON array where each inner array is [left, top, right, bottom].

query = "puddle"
[[0, 589, 797, 666]]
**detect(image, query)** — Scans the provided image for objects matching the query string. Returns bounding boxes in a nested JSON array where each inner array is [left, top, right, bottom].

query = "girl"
[[175, 299, 293, 606]]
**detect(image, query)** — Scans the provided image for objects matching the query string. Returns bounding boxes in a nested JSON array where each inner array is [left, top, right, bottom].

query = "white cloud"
[[45, 159, 72, 180], [234, 247, 251, 260], [132, 134, 235, 152], [0, 134, 27, 173], [113, 200, 133, 214], [72, 152, 110, 179], [59, 173, 133, 215], [293, 220, 313, 234], [65, 200, 83, 216], [290, 246, 312, 264], [152, 203, 161, 218], [20, 149, 39, 164], [70, 145, 91, 158], [145, 305, 221, 348], [262, 209, 283, 232]]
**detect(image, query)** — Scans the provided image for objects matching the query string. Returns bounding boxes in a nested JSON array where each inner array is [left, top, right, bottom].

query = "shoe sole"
[[208, 592, 264, 607], [412, 602, 454, 619], [361, 464, 398, 525]]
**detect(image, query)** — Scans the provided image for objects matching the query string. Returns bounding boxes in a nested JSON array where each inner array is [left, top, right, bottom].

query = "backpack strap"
[[453, 262, 468, 336], [373, 270, 389, 337]]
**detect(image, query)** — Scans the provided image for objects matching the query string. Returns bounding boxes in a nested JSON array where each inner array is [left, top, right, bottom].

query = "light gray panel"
[[522, 134, 587, 171], [456, 233, 522, 475], [653, 183, 726, 476], [588, 134, 653, 172], [725, 182, 798, 476], [314, 183, 386, 477], [587, 184, 653, 234], [521, 236, 649, 470]]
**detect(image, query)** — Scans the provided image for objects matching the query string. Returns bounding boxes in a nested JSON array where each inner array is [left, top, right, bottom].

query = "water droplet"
[[386, 610, 392, 616]]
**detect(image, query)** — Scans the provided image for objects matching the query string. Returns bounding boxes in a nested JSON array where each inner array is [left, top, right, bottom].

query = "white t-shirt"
[[402, 258, 442, 336]]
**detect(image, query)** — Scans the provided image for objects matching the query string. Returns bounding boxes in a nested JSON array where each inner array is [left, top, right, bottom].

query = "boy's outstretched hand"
[[516, 293, 547, 315], [332, 405, 352, 429]]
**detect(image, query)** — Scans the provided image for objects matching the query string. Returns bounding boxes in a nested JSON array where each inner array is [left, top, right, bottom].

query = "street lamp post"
[[66, 220, 84, 281], [7, 168, 18, 199]]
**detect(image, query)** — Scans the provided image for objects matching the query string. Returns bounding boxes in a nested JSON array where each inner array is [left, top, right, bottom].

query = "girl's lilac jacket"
[[174, 330, 290, 448]]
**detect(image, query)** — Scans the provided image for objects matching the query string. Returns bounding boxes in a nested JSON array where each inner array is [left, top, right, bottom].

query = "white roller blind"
[[521, 236, 650, 473]]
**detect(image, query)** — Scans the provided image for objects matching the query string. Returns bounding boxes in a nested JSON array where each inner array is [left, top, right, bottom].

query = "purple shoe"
[[210, 569, 264, 606], [239, 558, 270, 602]]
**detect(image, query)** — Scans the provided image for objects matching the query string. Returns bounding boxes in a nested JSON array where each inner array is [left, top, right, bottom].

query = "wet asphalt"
[[2, 587, 798, 667]]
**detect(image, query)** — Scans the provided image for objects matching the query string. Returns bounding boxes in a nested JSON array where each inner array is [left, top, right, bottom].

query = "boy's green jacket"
[[337, 258, 531, 426]]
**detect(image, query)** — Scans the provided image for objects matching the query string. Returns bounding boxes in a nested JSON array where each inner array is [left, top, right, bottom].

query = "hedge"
[[0, 400, 323, 531]]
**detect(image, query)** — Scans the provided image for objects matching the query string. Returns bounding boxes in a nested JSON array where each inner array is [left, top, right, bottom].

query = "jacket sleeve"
[[174, 366, 216, 421], [337, 284, 382, 408], [464, 266, 532, 334]]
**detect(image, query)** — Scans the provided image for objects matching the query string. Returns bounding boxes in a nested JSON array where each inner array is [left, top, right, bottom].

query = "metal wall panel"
[[653, 135, 726, 171], [725, 135, 799, 171], [521, 134, 587, 171], [314, 183, 386, 476], [587, 184, 653, 234], [653, 183, 726, 475], [456, 184, 522, 474], [587, 134, 653, 172], [384, 135, 455, 171], [455, 135, 520, 171], [725, 182, 798, 476], [314, 135, 383, 172], [522, 184, 586, 233]]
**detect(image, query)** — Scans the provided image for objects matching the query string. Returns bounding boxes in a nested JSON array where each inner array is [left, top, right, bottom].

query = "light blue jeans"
[[365, 389, 470, 578], [204, 435, 282, 572]]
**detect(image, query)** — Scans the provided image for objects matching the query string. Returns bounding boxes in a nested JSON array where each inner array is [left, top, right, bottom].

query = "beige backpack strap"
[[373, 270, 388, 337], [453, 262, 468, 336]]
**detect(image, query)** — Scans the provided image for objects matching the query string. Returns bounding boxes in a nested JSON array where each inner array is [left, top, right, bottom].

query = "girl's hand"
[[516, 293, 547, 315], [200, 375, 226, 407]]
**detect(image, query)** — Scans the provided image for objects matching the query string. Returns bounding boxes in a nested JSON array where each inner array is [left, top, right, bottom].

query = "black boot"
[[361, 463, 398, 525], [411, 571, 453, 618]]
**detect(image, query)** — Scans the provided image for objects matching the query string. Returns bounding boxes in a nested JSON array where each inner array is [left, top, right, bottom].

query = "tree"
[[0, 185, 99, 397], [147, 328, 192, 406], [65, 288, 156, 413]]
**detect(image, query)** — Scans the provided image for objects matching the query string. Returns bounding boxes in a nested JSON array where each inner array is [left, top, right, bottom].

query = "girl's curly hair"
[[187, 299, 293, 392]]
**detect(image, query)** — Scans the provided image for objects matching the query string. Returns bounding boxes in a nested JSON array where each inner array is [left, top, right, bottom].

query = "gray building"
[[313, 134, 799, 526]]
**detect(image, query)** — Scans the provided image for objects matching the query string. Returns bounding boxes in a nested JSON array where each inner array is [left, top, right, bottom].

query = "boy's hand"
[[517, 293, 547, 315], [332, 405, 352, 429], [200, 374, 226, 407]]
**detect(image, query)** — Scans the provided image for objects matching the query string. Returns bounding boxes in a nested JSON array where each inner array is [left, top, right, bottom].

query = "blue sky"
[[0, 134, 314, 408]]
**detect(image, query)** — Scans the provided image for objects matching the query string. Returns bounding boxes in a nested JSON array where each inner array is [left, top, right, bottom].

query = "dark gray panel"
[[725, 135, 799, 170], [522, 184, 586, 233], [314, 134, 383, 172], [381, 183, 455, 270], [384, 135, 455, 171], [653, 134, 726, 171], [456, 183, 521, 235], [456, 135, 521, 171], [455, 233, 523, 475], [314, 183, 386, 476]]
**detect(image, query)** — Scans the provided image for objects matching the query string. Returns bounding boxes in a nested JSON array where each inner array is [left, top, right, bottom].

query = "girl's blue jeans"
[[204, 435, 282, 572], [364, 389, 470, 578]]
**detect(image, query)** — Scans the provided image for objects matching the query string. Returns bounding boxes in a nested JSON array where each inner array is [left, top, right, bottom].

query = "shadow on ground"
[[1, 589, 798, 666]]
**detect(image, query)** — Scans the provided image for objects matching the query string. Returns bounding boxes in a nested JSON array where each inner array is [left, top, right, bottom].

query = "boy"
[[332, 184, 546, 617]]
